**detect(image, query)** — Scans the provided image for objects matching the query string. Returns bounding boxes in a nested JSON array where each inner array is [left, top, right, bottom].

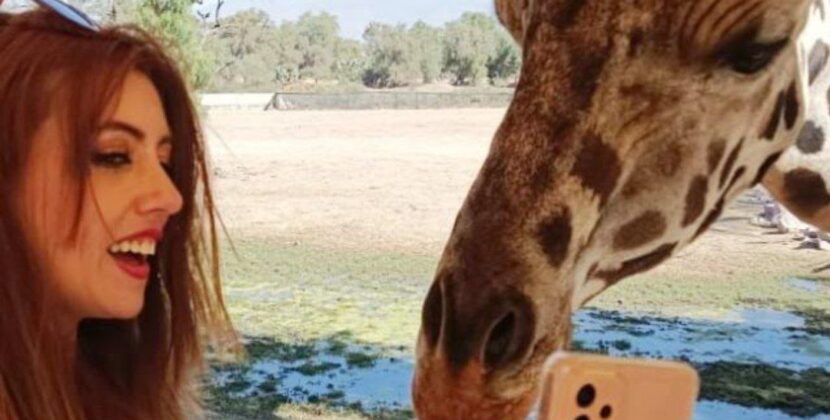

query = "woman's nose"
[[136, 161, 183, 217]]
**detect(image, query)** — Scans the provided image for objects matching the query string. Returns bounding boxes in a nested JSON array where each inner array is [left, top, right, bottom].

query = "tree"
[[333, 38, 364, 83], [294, 12, 340, 81], [409, 21, 443, 83], [487, 27, 521, 84], [443, 12, 519, 86], [209, 8, 282, 90], [73, 1, 222, 89], [361, 22, 420, 88]]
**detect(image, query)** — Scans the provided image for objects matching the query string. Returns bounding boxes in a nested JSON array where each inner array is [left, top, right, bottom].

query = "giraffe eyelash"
[[714, 30, 790, 75]]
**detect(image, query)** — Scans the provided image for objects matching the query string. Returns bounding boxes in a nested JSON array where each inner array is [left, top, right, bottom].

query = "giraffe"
[[412, 0, 830, 418]]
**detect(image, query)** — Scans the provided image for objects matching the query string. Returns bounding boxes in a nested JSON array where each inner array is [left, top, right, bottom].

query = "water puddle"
[[209, 308, 830, 418], [573, 308, 830, 369], [790, 277, 830, 294]]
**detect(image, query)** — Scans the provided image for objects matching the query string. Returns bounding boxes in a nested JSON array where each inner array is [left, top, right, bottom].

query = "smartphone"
[[538, 351, 700, 420]]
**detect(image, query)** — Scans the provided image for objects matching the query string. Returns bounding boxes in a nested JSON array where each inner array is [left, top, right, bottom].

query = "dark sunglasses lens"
[[33, 0, 99, 31]]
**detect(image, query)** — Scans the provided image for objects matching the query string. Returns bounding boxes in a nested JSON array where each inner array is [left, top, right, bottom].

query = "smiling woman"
[[0, 7, 235, 420]]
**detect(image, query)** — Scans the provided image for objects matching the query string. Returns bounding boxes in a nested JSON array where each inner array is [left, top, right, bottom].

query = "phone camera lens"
[[576, 384, 596, 408], [601, 405, 613, 418]]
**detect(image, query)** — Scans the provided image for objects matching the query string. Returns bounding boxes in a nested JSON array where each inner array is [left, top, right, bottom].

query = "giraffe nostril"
[[421, 280, 444, 349], [482, 297, 535, 371], [484, 311, 516, 369]]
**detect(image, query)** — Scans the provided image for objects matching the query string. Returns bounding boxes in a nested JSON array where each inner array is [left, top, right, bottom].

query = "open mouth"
[[107, 239, 156, 280]]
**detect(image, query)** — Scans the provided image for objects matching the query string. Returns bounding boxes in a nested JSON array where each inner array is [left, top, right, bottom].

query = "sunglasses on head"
[[0, 0, 100, 31]]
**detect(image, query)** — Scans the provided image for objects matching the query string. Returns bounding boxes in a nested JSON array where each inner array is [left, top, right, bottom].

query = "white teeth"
[[108, 239, 157, 256]]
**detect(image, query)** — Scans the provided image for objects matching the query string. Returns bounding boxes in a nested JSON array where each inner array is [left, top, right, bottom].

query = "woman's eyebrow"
[[99, 120, 172, 144], [99, 121, 146, 140]]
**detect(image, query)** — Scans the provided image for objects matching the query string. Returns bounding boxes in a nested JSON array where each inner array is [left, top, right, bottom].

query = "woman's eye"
[[91, 152, 131, 168]]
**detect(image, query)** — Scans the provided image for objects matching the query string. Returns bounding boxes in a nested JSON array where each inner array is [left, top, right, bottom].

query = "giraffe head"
[[413, 0, 816, 418]]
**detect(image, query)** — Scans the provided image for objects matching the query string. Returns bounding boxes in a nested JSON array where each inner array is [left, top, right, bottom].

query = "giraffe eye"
[[716, 37, 789, 75]]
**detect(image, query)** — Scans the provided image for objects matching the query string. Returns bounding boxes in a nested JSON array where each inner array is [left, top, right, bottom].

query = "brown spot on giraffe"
[[551, 0, 588, 29], [613, 210, 667, 250], [597, 243, 677, 285], [537, 209, 573, 268], [808, 40, 829, 84], [784, 168, 830, 217], [796, 120, 825, 154], [422, 280, 444, 349], [683, 176, 708, 227], [783, 81, 800, 130], [571, 133, 622, 205], [568, 47, 613, 110], [719, 139, 743, 189], [622, 140, 685, 198]]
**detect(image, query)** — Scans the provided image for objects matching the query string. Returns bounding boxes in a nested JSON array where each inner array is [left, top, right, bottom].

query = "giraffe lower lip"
[[111, 254, 149, 280]]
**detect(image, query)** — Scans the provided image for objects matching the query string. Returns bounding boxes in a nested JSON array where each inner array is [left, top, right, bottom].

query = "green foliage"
[[361, 22, 420, 88], [333, 38, 364, 83], [209, 8, 282, 90], [410, 21, 444, 83], [487, 28, 521, 83], [132, 0, 215, 89], [73, 2, 522, 91], [443, 12, 519, 86], [294, 12, 340, 80]]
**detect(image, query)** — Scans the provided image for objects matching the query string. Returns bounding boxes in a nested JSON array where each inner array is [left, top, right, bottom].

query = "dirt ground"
[[205, 108, 828, 283]]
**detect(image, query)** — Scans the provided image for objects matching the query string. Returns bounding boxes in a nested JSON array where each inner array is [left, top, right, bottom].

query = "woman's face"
[[21, 71, 183, 321]]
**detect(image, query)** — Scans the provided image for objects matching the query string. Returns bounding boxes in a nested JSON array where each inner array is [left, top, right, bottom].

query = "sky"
[[203, 0, 496, 39]]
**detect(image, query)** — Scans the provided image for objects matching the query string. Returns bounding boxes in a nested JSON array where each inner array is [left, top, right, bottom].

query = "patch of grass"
[[789, 308, 830, 337], [220, 238, 435, 348], [570, 340, 610, 355], [345, 351, 379, 369], [271, 402, 414, 420], [246, 337, 319, 362], [698, 362, 830, 417], [589, 269, 830, 317], [204, 381, 291, 419], [290, 361, 342, 376], [325, 332, 354, 356], [222, 367, 256, 394], [610, 339, 632, 351]]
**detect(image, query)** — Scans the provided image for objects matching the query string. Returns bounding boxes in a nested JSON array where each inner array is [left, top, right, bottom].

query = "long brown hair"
[[0, 9, 235, 420]]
